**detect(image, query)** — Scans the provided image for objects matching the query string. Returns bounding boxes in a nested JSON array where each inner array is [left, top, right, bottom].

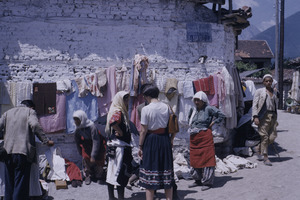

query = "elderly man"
[[252, 74, 278, 166], [0, 100, 54, 200]]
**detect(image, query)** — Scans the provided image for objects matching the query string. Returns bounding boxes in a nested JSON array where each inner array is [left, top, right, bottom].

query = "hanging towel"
[[75, 77, 90, 97], [97, 65, 117, 117], [39, 93, 66, 133], [56, 79, 73, 94], [193, 76, 215, 95]]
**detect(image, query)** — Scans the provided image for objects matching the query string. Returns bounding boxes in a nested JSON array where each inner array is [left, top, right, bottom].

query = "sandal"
[[255, 153, 264, 161], [264, 159, 272, 166]]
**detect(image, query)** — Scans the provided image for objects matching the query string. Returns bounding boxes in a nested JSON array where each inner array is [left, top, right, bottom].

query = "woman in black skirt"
[[138, 84, 175, 200]]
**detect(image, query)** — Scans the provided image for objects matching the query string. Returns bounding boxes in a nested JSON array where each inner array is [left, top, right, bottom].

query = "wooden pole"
[[275, 0, 279, 82], [278, 0, 284, 109], [229, 0, 232, 14]]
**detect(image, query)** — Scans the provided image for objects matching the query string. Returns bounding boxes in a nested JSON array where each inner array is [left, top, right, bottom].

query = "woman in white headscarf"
[[73, 110, 105, 186], [105, 91, 133, 200], [187, 91, 225, 191]]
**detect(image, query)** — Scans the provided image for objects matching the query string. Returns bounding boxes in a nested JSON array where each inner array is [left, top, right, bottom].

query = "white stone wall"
[[0, 0, 236, 165], [0, 0, 235, 82]]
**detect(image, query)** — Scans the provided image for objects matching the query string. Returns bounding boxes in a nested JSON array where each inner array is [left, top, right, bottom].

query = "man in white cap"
[[252, 74, 278, 166]]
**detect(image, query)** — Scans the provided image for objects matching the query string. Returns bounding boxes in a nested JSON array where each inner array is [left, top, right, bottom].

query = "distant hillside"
[[252, 11, 300, 59], [239, 25, 261, 40]]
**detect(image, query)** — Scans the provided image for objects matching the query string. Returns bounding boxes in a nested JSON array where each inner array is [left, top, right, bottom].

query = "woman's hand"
[[254, 117, 260, 126], [138, 149, 143, 160], [47, 140, 54, 146], [115, 131, 121, 137], [208, 121, 215, 129], [90, 157, 95, 163], [112, 124, 123, 137]]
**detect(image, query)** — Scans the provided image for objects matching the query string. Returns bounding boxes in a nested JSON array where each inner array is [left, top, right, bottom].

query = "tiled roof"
[[235, 40, 274, 59], [241, 69, 294, 83]]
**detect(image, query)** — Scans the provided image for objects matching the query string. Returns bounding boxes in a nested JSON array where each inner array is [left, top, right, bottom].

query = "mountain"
[[239, 25, 261, 40], [252, 11, 300, 59]]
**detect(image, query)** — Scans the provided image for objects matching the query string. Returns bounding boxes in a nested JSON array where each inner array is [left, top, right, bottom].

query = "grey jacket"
[[0, 106, 49, 162], [252, 87, 278, 120]]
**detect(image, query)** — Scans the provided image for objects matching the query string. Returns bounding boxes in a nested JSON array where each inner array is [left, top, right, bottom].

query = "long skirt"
[[190, 129, 216, 168], [139, 133, 175, 190]]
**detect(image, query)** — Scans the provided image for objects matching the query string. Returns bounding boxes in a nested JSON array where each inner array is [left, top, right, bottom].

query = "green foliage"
[[235, 61, 270, 78], [235, 62, 257, 73]]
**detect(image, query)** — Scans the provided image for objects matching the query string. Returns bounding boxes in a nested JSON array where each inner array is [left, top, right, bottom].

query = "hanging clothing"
[[178, 96, 194, 126], [116, 66, 130, 92], [1, 82, 32, 115], [39, 93, 66, 133], [208, 74, 219, 107], [33, 83, 57, 115], [129, 54, 149, 97], [0, 82, 10, 105], [97, 65, 117, 117], [130, 94, 144, 131], [66, 80, 98, 133], [158, 92, 179, 114], [165, 78, 178, 100], [193, 76, 215, 95], [183, 81, 195, 99], [56, 79, 73, 94]]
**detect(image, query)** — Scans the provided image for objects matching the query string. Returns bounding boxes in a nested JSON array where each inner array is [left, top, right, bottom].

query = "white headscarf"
[[73, 110, 94, 129], [189, 91, 209, 125], [105, 91, 129, 135], [192, 91, 209, 105], [263, 74, 273, 81]]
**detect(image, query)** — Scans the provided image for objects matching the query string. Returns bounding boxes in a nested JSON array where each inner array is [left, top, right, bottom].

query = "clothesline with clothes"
[[0, 56, 244, 137]]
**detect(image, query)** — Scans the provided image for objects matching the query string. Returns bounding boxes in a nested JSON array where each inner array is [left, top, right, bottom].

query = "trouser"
[[82, 158, 104, 179], [192, 167, 215, 186], [107, 183, 124, 200], [258, 112, 277, 155], [5, 154, 31, 200]]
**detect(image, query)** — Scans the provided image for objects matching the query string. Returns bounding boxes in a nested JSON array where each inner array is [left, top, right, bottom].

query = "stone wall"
[[0, 0, 236, 165]]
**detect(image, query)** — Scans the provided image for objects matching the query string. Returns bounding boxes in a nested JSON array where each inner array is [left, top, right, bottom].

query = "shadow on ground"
[[129, 189, 199, 200], [213, 176, 243, 188]]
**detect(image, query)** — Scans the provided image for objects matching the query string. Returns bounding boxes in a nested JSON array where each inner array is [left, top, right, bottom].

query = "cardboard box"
[[55, 180, 68, 190]]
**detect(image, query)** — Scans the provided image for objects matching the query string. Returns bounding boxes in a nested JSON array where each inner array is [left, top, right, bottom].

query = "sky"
[[231, 0, 300, 31]]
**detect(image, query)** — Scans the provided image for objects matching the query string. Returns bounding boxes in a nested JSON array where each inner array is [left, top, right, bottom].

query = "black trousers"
[[5, 154, 31, 200]]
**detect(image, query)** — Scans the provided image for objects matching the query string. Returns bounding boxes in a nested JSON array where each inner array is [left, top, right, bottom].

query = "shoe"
[[264, 159, 272, 166], [85, 176, 91, 185], [97, 179, 106, 185], [255, 153, 264, 161], [201, 185, 211, 191], [76, 180, 82, 187], [125, 184, 132, 190], [71, 180, 77, 188], [188, 181, 201, 188]]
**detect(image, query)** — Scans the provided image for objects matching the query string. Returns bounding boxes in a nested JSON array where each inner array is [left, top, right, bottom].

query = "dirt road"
[[47, 110, 300, 200]]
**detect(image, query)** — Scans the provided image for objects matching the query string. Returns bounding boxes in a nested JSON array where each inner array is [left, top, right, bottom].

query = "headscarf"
[[263, 74, 273, 81], [73, 110, 94, 129], [105, 91, 130, 135], [189, 91, 209, 125], [192, 91, 209, 105]]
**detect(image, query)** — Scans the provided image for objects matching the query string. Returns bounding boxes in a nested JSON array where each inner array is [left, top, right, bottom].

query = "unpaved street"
[[47, 110, 300, 200]]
